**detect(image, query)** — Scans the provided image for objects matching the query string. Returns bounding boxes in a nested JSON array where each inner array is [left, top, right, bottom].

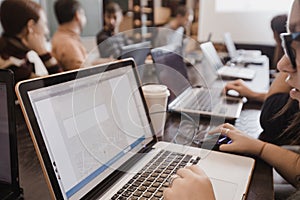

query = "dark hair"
[[271, 14, 288, 34], [105, 2, 122, 15], [275, 99, 300, 145], [175, 5, 191, 17], [54, 0, 81, 24], [0, 0, 41, 37]]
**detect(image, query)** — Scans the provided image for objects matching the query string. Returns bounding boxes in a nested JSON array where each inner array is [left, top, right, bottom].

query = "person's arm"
[[224, 79, 266, 102], [267, 72, 292, 98], [210, 123, 300, 188], [163, 165, 216, 200], [53, 41, 86, 71], [260, 143, 300, 188], [22, 29, 62, 74], [39, 53, 63, 74]]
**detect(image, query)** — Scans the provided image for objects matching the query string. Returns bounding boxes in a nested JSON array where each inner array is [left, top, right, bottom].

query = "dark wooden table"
[[16, 56, 274, 199]]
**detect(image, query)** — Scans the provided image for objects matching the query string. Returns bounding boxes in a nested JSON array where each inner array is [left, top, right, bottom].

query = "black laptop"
[[0, 69, 23, 200]]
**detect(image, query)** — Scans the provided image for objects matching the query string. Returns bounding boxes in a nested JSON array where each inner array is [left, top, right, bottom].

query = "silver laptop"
[[200, 42, 256, 80], [151, 47, 243, 120], [16, 58, 254, 200], [223, 32, 264, 64]]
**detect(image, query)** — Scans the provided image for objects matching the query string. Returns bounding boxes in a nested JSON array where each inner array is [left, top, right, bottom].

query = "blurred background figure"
[[271, 14, 288, 68], [96, 2, 132, 59], [0, 0, 62, 82], [153, 5, 193, 48], [51, 0, 87, 71]]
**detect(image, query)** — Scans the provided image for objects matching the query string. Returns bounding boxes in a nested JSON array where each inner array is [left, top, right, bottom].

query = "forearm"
[[39, 53, 63, 74], [260, 143, 300, 188], [250, 92, 267, 102]]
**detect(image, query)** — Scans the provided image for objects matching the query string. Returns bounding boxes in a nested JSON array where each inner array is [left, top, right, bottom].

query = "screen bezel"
[[0, 69, 20, 195], [16, 59, 156, 199]]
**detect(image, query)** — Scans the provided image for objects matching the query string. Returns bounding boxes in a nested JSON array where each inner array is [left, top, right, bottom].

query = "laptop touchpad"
[[210, 178, 238, 200]]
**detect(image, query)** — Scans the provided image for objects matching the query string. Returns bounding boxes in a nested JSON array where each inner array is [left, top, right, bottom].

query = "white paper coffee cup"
[[142, 84, 170, 137]]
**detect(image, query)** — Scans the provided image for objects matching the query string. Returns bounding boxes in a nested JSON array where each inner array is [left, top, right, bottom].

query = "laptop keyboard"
[[185, 88, 221, 112], [111, 150, 199, 200], [218, 66, 255, 80]]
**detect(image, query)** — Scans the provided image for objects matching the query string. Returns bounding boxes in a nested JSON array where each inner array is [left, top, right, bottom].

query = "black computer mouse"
[[199, 134, 232, 151]]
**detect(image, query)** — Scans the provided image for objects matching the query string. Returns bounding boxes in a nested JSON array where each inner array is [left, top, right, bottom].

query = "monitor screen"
[[0, 82, 12, 184]]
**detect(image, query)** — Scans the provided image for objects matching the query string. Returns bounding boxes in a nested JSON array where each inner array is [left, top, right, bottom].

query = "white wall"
[[198, 0, 293, 45]]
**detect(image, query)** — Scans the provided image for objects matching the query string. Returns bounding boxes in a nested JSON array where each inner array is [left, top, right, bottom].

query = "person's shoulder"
[[52, 30, 71, 43]]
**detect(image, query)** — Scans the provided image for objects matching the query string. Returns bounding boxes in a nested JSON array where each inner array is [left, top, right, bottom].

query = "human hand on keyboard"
[[164, 165, 216, 200]]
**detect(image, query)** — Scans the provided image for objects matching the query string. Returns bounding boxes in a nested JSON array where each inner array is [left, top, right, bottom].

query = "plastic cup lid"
[[142, 84, 170, 97]]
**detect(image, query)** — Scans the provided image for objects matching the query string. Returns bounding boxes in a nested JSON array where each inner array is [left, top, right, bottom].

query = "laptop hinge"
[[81, 139, 156, 200]]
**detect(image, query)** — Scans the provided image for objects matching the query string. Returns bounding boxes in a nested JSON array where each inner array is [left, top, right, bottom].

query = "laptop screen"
[[0, 69, 20, 197], [223, 32, 237, 58], [19, 60, 154, 199], [200, 42, 224, 70], [120, 41, 151, 66], [151, 47, 191, 102], [0, 81, 12, 184]]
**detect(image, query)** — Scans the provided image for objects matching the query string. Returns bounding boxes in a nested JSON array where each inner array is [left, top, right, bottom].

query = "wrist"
[[39, 53, 62, 74], [252, 92, 266, 102], [39, 53, 57, 66], [35, 47, 48, 56], [256, 141, 267, 157]]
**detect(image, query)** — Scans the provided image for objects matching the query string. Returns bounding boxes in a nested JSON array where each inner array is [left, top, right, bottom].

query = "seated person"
[[0, 0, 62, 82], [164, 1, 300, 198], [96, 2, 132, 59], [224, 14, 298, 145], [153, 5, 193, 48], [224, 14, 289, 102], [51, 0, 87, 71]]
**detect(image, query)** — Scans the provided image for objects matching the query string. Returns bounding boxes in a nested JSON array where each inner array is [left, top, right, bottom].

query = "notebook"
[[200, 42, 256, 80], [151, 46, 243, 120], [16, 58, 255, 200], [120, 41, 151, 66], [223, 32, 264, 64], [0, 69, 23, 200]]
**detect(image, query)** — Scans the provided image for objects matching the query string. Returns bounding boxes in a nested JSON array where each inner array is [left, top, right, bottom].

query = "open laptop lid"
[[151, 45, 191, 102], [0, 69, 21, 199], [200, 42, 224, 71], [16, 59, 155, 199], [223, 32, 237, 58], [120, 41, 151, 66]]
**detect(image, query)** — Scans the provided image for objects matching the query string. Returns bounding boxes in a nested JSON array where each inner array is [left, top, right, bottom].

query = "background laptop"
[[16, 59, 254, 200], [120, 41, 151, 66], [0, 69, 23, 200], [200, 42, 256, 80], [151, 46, 243, 120], [223, 32, 264, 64]]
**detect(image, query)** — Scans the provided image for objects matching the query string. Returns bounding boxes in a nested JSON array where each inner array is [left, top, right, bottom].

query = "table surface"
[[16, 56, 274, 200]]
